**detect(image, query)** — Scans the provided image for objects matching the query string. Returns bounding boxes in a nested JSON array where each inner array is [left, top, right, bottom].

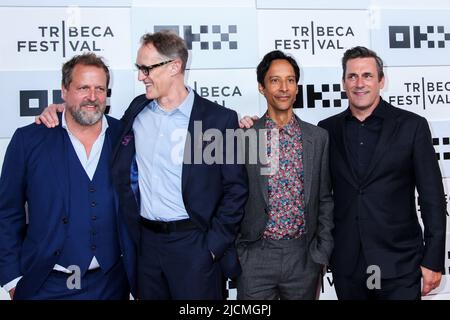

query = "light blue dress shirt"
[[133, 87, 194, 221]]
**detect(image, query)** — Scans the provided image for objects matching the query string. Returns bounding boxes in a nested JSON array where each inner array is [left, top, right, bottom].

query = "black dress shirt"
[[345, 102, 387, 180]]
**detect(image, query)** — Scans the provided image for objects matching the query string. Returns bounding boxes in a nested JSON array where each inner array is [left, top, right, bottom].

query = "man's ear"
[[258, 83, 265, 95], [379, 76, 385, 90], [61, 85, 67, 101], [170, 59, 182, 76]]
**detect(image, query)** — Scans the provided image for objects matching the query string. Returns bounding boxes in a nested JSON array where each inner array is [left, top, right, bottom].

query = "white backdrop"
[[0, 0, 449, 300]]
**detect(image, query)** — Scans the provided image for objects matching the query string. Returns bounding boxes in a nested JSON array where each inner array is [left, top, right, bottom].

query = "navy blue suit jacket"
[[0, 116, 136, 297], [111, 92, 248, 278]]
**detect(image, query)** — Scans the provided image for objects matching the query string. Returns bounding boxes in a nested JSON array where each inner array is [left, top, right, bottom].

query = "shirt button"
[[89, 187, 96, 192], [360, 141, 364, 146], [91, 202, 96, 207], [92, 215, 97, 221], [54, 250, 61, 256], [91, 245, 96, 251], [62, 217, 68, 224]]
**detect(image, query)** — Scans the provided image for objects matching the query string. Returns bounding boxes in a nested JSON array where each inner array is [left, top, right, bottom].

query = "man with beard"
[[0, 53, 135, 300]]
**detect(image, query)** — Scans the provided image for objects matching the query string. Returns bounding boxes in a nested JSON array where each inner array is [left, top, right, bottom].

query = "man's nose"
[[137, 69, 147, 81], [355, 76, 364, 87], [87, 89, 97, 101]]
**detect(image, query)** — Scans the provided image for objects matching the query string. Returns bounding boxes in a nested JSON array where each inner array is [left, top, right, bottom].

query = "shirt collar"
[[148, 86, 194, 118], [345, 96, 386, 121], [371, 98, 388, 119], [265, 114, 299, 136], [62, 109, 108, 136]]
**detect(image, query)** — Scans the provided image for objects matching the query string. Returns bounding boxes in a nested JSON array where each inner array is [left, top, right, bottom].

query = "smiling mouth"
[[80, 106, 99, 113], [80, 102, 99, 109]]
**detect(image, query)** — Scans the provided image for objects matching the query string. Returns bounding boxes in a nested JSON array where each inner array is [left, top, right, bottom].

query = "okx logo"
[[20, 89, 111, 116], [294, 83, 347, 109], [432, 136, 450, 161], [17, 21, 115, 57], [389, 26, 450, 49], [154, 25, 238, 50]]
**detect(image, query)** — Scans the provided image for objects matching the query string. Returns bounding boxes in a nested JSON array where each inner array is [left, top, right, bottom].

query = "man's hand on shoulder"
[[239, 115, 259, 129], [34, 103, 65, 128]]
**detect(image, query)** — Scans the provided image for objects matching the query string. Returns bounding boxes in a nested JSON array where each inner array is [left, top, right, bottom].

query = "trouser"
[[15, 259, 129, 300], [237, 237, 322, 300], [333, 248, 421, 300], [137, 218, 223, 300]]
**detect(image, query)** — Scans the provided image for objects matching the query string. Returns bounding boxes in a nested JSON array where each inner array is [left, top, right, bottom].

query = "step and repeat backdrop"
[[0, 0, 449, 300]]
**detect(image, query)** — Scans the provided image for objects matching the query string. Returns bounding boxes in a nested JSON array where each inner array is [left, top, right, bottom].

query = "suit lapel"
[[253, 116, 269, 206], [112, 96, 149, 164], [128, 99, 149, 129], [334, 112, 359, 187], [104, 122, 120, 214], [47, 125, 70, 211], [298, 118, 313, 205], [182, 93, 205, 193], [362, 110, 398, 182]]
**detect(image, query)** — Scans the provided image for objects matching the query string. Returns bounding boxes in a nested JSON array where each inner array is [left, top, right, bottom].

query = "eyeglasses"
[[135, 60, 174, 76]]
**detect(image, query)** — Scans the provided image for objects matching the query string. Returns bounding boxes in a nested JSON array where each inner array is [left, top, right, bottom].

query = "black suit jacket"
[[318, 98, 446, 278], [111, 92, 248, 278]]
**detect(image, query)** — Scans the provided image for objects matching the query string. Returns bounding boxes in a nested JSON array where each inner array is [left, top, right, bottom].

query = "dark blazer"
[[318, 98, 447, 278], [0, 116, 136, 297], [237, 114, 334, 266], [111, 92, 248, 278]]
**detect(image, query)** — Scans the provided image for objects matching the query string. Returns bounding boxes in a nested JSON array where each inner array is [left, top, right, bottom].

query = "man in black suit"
[[317, 46, 446, 299]]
